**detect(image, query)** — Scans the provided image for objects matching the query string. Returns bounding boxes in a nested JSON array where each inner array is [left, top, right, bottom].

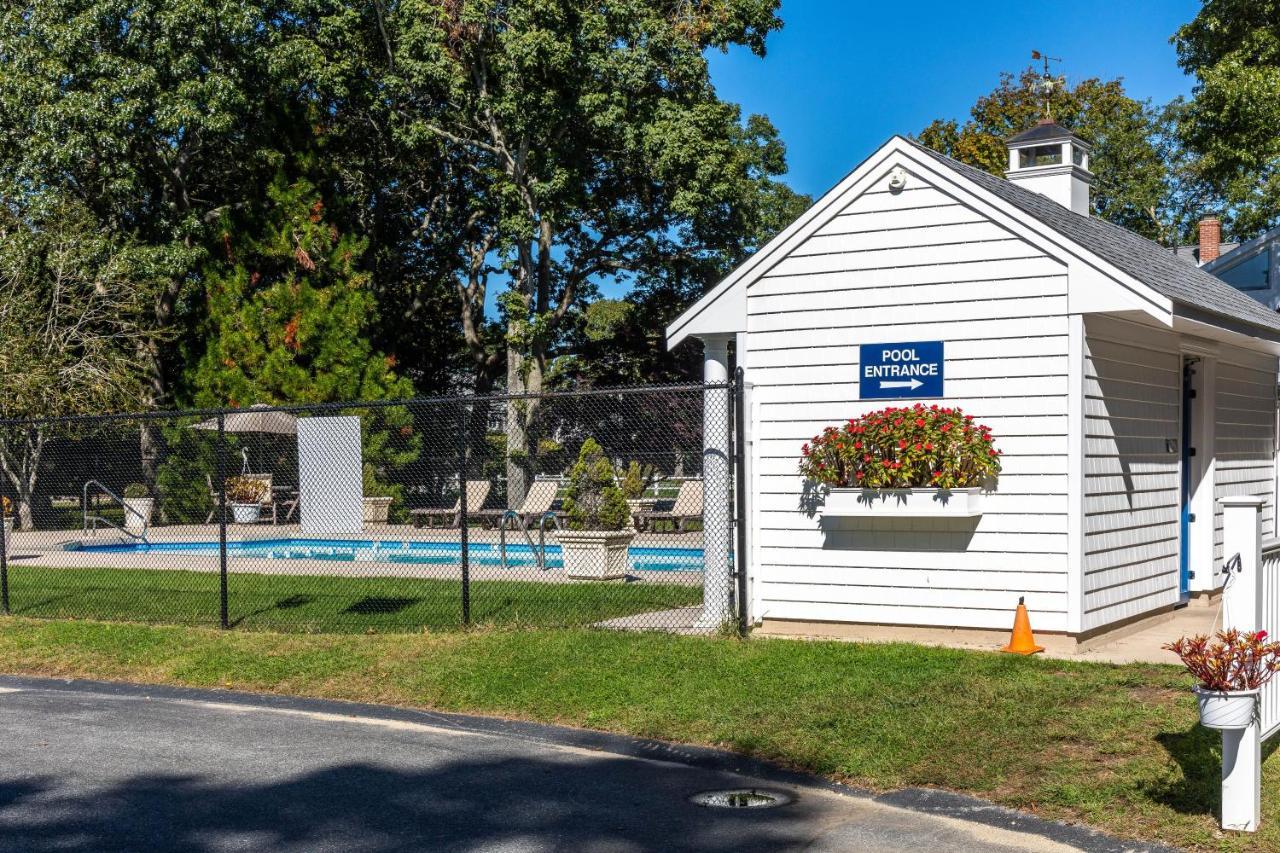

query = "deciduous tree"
[[916, 68, 1195, 243], [1174, 0, 1280, 237]]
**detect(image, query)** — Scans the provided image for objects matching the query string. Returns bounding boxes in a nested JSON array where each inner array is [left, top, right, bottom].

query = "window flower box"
[[821, 486, 984, 518]]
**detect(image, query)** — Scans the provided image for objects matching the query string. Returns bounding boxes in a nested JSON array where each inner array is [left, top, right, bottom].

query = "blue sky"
[[708, 0, 1202, 199]]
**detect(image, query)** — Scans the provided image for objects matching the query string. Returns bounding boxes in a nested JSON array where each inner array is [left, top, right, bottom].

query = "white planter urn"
[[363, 496, 393, 524], [231, 503, 261, 524], [559, 529, 635, 580], [122, 497, 153, 534], [1194, 686, 1260, 730], [821, 487, 984, 518]]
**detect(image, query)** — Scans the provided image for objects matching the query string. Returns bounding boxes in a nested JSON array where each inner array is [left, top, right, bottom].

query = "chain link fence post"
[[458, 401, 470, 627], [734, 368, 748, 637], [0, 488, 9, 616], [217, 413, 229, 629]]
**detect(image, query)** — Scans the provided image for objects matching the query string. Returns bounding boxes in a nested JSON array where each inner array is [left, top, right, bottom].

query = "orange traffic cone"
[[1001, 596, 1045, 655]]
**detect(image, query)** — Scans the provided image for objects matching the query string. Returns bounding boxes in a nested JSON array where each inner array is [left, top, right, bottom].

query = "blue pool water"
[[68, 538, 706, 573]]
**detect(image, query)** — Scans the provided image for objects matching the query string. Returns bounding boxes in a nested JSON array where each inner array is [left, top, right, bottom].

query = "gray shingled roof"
[[1006, 120, 1082, 146], [905, 137, 1280, 335]]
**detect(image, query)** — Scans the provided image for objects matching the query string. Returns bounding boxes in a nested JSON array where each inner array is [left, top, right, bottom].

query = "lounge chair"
[[637, 480, 703, 533], [410, 480, 492, 529], [474, 480, 559, 529]]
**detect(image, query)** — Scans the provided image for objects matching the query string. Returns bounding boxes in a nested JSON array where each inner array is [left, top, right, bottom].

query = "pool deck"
[[3, 524, 705, 587]]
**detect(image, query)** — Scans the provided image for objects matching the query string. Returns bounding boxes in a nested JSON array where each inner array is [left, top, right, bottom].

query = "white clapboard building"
[[669, 121, 1280, 647]]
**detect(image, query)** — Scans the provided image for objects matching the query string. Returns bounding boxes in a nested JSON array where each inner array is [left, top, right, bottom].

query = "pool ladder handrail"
[[82, 479, 149, 544], [498, 510, 558, 571]]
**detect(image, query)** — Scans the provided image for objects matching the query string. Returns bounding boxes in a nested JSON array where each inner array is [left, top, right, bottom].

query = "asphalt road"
[[0, 676, 1163, 853]]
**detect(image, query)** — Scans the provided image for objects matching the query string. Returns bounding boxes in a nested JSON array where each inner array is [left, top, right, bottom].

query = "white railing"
[[1260, 539, 1280, 740]]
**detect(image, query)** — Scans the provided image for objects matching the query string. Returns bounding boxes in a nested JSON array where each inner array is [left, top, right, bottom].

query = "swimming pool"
[[67, 538, 706, 573]]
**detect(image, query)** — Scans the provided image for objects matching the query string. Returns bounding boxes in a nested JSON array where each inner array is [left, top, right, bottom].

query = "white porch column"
[[698, 334, 732, 628], [1219, 495, 1264, 832]]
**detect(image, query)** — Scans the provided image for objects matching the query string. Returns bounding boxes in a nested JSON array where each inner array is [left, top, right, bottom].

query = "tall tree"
[[916, 67, 1194, 243], [190, 175, 413, 410], [351, 0, 796, 501], [1174, 0, 1280, 238], [0, 198, 153, 528], [0, 0, 311, 405]]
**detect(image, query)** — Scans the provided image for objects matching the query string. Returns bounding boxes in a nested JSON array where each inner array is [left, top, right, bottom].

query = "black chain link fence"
[[0, 383, 736, 634]]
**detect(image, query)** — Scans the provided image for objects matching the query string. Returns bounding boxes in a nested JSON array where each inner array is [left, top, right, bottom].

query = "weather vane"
[[1030, 50, 1063, 119]]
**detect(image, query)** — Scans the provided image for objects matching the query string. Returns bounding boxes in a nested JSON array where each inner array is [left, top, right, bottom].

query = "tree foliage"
[[0, 197, 154, 526], [916, 68, 1196, 243], [1175, 0, 1280, 237]]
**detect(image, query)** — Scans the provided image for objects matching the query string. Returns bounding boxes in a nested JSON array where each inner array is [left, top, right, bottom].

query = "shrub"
[[798, 403, 1001, 489], [562, 438, 631, 531], [1164, 630, 1280, 692], [618, 461, 654, 500], [122, 483, 150, 499]]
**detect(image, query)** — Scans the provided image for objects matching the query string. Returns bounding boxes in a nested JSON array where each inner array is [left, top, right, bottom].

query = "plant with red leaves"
[[1163, 629, 1280, 692]]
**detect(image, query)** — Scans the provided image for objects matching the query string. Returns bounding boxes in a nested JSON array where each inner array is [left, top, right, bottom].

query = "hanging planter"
[[1165, 630, 1280, 731], [799, 404, 999, 518]]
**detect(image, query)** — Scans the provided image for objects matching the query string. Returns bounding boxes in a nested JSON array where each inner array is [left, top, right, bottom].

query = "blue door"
[[1179, 358, 1196, 599]]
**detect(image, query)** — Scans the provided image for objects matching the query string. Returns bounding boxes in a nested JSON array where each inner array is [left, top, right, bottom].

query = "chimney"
[[1199, 217, 1221, 264], [1004, 119, 1094, 216]]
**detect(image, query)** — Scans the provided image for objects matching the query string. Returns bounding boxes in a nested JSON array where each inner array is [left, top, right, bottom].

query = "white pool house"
[[672, 122, 1280, 648]]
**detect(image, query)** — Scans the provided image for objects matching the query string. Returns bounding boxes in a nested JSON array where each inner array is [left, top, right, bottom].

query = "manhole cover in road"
[[689, 788, 793, 809]]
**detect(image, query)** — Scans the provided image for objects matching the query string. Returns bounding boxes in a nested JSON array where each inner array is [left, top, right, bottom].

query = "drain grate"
[[689, 788, 793, 809]]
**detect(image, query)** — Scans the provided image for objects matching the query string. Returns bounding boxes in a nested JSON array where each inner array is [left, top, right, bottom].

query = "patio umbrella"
[[191, 405, 300, 478], [191, 404, 298, 435]]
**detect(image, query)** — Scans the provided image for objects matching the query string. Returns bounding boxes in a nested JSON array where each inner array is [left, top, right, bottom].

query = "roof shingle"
[[906, 137, 1280, 335]]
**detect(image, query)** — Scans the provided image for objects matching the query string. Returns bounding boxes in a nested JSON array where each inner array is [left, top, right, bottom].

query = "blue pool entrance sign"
[[859, 341, 944, 400]]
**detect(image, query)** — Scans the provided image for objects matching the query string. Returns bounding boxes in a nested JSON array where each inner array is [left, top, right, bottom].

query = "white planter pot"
[[821, 487, 984, 518], [122, 497, 153, 534], [363, 496, 393, 524], [559, 529, 635, 580], [231, 503, 261, 524], [1194, 686, 1260, 730]]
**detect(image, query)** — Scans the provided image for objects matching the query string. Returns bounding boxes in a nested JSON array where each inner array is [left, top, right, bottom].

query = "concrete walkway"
[[760, 602, 1221, 666]]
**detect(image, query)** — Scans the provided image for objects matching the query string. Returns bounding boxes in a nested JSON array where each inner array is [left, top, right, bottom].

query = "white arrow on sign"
[[880, 378, 923, 391]]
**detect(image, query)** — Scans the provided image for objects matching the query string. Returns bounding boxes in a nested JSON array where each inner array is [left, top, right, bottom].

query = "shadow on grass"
[[227, 595, 317, 629], [342, 597, 420, 615], [1148, 725, 1221, 817]]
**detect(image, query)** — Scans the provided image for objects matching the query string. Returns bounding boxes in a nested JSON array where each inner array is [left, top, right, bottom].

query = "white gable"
[[666, 136, 1172, 349]]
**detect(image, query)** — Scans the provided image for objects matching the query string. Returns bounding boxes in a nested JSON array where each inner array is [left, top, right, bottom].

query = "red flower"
[[915, 418, 926, 428], [924, 442, 933, 451], [898, 440, 907, 449], [914, 443, 923, 451]]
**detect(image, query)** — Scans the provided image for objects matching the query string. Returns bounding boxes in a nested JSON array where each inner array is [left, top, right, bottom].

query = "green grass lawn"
[[0, 618, 1273, 851], [0, 566, 702, 631]]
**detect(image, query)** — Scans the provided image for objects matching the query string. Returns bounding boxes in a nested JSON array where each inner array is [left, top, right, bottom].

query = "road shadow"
[[0, 755, 834, 853]]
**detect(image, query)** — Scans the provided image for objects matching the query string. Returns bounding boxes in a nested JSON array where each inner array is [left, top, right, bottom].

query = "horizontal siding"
[[746, 178, 1070, 633], [1081, 317, 1181, 631], [1214, 347, 1278, 560]]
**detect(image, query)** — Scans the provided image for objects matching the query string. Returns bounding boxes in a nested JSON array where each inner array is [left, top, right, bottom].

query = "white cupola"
[[1004, 118, 1094, 216]]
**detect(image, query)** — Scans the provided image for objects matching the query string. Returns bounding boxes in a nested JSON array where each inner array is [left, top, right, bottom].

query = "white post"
[[1219, 495, 1264, 832], [698, 335, 732, 628]]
